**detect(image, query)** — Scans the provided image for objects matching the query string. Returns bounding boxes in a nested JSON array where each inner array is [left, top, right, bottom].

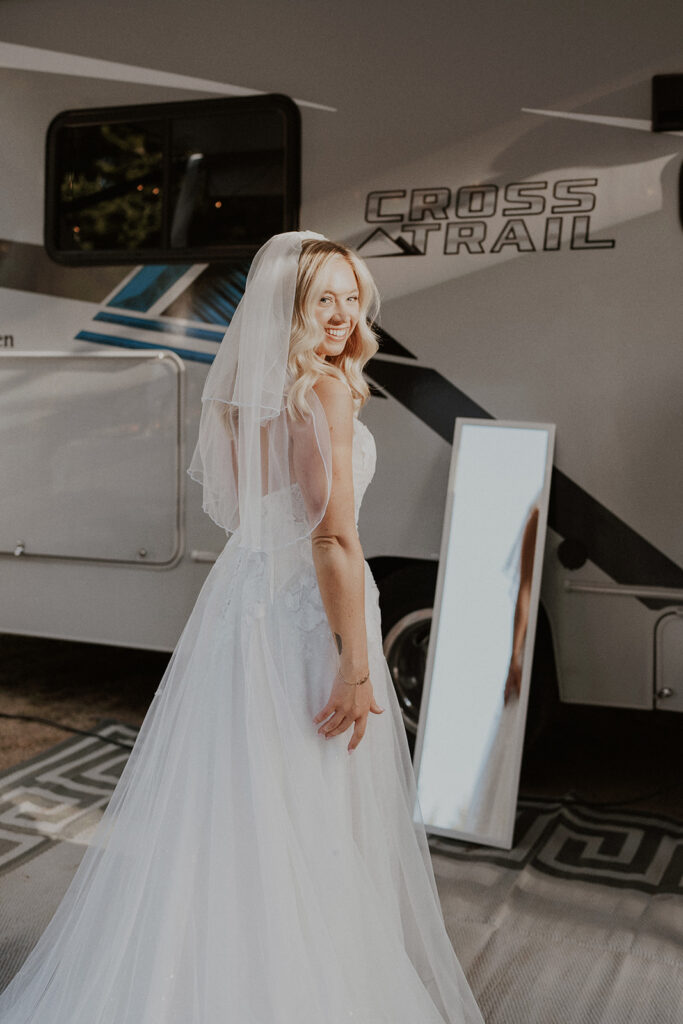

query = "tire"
[[377, 562, 438, 756], [523, 602, 561, 751]]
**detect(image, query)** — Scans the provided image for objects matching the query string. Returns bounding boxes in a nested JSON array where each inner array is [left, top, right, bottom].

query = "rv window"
[[45, 94, 300, 265], [170, 109, 287, 251]]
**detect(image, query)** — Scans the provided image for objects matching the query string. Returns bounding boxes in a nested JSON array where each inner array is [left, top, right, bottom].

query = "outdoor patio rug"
[[0, 720, 681, 1023]]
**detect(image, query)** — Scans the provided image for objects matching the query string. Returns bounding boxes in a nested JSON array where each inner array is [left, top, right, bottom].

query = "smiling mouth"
[[325, 326, 348, 339]]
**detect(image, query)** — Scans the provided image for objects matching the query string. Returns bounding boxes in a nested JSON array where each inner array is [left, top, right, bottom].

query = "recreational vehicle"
[[0, 2, 682, 744]]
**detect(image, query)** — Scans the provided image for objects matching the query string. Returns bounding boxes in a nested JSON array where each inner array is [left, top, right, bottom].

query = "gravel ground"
[[1, 632, 681, 822], [0, 633, 168, 772]]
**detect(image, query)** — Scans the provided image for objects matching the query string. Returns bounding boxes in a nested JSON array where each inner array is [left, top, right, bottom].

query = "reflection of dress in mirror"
[[463, 491, 541, 841]]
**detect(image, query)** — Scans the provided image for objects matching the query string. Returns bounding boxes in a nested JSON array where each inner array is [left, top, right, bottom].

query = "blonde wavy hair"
[[285, 239, 380, 421]]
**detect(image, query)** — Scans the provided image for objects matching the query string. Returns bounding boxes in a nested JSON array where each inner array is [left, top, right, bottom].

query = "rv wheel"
[[378, 562, 438, 743]]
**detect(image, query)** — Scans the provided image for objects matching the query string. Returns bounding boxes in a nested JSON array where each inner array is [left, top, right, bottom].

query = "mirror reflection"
[[413, 420, 555, 849]]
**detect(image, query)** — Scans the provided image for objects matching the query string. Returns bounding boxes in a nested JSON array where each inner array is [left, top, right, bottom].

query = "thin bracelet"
[[339, 667, 370, 686]]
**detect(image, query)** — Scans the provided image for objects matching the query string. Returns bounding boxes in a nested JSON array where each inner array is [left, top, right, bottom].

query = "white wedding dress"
[[0, 412, 484, 1024]]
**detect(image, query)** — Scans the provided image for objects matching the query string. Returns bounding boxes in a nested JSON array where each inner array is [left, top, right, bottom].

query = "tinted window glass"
[[46, 95, 300, 265], [57, 121, 164, 253], [170, 109, 286, 249]]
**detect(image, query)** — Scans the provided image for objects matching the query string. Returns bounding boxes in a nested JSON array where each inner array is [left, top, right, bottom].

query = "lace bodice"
[[221, 415, 377, 623], [222, 413, 376, 598], [352, 413, 377, 523]]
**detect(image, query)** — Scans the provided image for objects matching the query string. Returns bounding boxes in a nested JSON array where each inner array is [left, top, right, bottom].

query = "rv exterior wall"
[[0, 0, 681, 711]]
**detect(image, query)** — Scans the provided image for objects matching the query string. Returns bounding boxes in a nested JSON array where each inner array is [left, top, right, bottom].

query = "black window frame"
[[44, 93, 301, 266]]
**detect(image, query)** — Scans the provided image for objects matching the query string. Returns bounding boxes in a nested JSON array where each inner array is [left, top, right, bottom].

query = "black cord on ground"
[[0, 712, 137, 751], [518, 784, 679, 811]]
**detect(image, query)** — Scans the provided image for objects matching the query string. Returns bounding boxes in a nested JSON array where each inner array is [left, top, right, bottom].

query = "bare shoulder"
[[312, 374, 353, 402], [312, 375, 354, 438]]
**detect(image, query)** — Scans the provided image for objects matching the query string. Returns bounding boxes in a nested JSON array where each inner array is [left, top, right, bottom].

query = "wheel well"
[[367, 556, 434, 589]]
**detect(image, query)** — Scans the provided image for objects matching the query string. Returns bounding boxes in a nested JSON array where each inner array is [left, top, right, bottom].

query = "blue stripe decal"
[[107, 265, 193, 312], [75, 330, 215, 364], [94, 311, 224, 342], [179, 267, 249, 325]]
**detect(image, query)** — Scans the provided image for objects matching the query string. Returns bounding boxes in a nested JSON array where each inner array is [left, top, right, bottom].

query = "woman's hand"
[[313, 670, 384, 752]]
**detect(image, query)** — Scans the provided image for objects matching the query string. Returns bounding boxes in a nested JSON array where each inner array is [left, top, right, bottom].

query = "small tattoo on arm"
[[334, 633, 343, 655]]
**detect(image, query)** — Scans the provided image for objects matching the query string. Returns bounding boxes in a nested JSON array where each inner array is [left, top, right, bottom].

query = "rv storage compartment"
[[0, 351, 182, 565]]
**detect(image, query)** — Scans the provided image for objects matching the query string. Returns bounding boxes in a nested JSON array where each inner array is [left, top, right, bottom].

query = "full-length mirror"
[[413, 419, 555, 849]]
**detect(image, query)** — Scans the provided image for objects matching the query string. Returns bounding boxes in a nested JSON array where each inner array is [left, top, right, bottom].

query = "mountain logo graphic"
[[357, 228, 421, 257]]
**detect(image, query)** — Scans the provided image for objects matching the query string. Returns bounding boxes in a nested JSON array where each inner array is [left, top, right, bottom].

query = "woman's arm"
[[310, 376, 368, 682], [309, 376, 383, 751]]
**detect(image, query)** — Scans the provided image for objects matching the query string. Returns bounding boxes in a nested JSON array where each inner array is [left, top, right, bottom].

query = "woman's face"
[[311, 255, 360, 359]]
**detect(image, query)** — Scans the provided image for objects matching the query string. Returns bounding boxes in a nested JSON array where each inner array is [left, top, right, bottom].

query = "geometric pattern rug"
[[431, 797, 683, 896], [430, 801, 683, 1023], [1, 721, 682, 1023], [0, 720, 137, 878]]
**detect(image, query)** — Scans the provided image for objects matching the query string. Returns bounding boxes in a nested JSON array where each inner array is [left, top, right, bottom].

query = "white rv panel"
[[0, 351, 183, 564]]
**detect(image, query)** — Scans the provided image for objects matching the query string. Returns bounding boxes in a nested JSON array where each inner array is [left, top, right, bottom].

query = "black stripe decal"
[[366, 352, 683, 609], [0, 239, 127, 302]]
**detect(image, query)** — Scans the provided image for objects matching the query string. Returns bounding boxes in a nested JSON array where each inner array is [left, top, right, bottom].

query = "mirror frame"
[[413, 417, 556, 849]]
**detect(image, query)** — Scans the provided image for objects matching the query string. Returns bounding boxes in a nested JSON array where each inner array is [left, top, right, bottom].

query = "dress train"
[[0, 415, 484, 1024]]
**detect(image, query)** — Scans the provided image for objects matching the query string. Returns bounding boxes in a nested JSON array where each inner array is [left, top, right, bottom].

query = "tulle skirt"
[[0, 535, 484, 1024]]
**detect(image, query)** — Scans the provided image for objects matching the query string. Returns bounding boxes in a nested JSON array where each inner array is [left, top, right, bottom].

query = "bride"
[[0, 231, 485, 1023]]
